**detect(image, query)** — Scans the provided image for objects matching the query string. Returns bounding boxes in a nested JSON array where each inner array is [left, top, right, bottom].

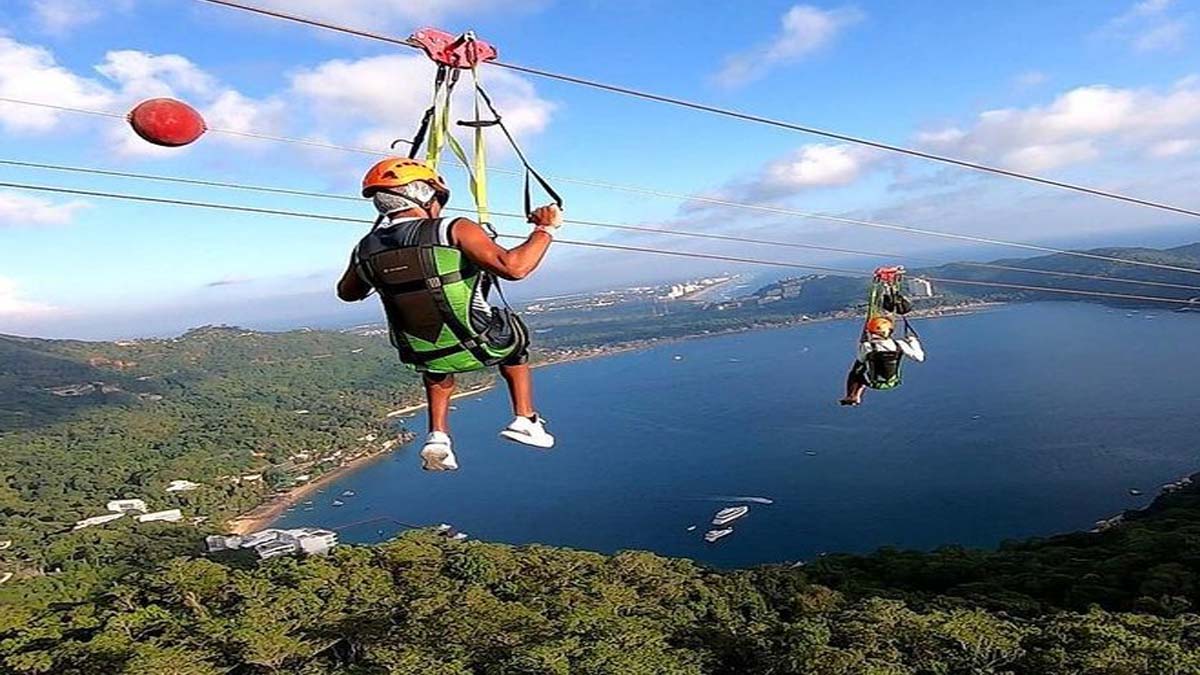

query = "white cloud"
[[681, 143, 881, 215], [0, 35, 553, 168], [0, 191, 89, 227], [916, 80, 1200, 172], [0, 276, 57, 318], [202, 90, 287, 138], [247, 0, 543, 30], [757, 144, 877, 193], [714, 5, 863, 88], [0, 36, 281, 157], [290, 52, 555, 157], [31, 0, 101, 34], [96, 50, 217, 100], [1100, 0, 1191, 52], [1147, 138, 1197, 158], [0, 36, 114, 132]]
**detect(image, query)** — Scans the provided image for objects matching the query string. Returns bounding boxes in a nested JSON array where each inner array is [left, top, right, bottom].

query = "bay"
[[274, 302, 1200, 568]]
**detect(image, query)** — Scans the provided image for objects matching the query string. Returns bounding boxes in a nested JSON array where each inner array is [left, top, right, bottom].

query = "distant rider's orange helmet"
[[866, 316, 894, 335], [361, 157, 450, 204]]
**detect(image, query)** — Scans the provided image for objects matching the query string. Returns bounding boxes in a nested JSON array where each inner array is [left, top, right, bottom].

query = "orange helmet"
[[866, 316, 894, 335], [361, 157, 450, 203]]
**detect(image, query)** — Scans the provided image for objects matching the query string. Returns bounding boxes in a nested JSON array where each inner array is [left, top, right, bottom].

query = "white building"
[[293, 528, 339, 555], [137, 509, 184, 524], [208, 528, 338, 559], [74, 513, 125, 530], [105, 499, 147, 514], [205, 534, 243, 552], [907, 278, 934, 298], [255, 541, 297, 560], [165, 480, 201, 493]]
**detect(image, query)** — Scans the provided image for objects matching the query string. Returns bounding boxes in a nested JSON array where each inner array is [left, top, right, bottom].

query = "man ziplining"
[[840, 267, 926, 406], [839, 316, 925, 406], [337, 158, 562, 471]]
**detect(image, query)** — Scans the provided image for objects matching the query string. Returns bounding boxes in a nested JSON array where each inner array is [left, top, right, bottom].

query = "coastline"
[[227, 383, 497, 534], [227, 301, 996, 534]]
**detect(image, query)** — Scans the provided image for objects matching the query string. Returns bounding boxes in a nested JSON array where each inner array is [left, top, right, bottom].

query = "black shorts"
[[849, 361, 870, 386], [482, 308, 529, 366]]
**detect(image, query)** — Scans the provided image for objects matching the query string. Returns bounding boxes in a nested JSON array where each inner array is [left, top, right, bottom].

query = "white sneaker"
[[499, 414, 555, 449], [420, 431, 458, 471]]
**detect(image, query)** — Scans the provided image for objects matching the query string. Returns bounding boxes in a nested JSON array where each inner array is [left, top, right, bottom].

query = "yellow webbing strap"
[[426, 70, 447, 170], [424, 65, 488, 226], [469, 65, 489, 226]]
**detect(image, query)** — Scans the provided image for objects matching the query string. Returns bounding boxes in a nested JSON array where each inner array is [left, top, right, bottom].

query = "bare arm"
[[336, 253, 372, 302], [452, 205, 561, 281]]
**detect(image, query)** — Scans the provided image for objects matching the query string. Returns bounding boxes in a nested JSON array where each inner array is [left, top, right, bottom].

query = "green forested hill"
[[0, 326, 493, 580], [4, 480, 1200, 674]]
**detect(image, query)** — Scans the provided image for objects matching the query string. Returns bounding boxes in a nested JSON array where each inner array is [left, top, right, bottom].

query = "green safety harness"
[[355, 219, 529, 374], [861, 267, 919, 391]]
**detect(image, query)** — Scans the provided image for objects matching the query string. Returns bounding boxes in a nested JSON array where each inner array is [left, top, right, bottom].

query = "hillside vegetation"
[[4, 478, 1200, 673]]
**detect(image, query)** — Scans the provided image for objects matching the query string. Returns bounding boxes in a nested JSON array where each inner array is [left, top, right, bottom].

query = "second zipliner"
[[840, 266, 926, 406], [337, 28, 563, 471]]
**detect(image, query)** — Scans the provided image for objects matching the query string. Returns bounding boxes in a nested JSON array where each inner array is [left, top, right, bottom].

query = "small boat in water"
[[331, 499, 345, 507], [686, 525, 697, 532], [341, 490, 356, 497], [704, 528, 734, 543], [1129, 488, 1143, 496], [712, 505, 749, 526]]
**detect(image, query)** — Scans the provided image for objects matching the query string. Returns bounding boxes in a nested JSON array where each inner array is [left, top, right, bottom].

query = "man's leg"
[[424, 373, 455, 432], [420, 373, 459, 471], [499, 363, 535, 418], [841, 364, 867, 405]]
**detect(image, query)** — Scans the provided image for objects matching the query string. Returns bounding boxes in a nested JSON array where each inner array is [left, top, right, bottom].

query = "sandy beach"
[[226, 383, 496, 535]]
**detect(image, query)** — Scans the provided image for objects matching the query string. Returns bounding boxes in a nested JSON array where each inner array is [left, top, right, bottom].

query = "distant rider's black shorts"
[[849, 361, 870, 386]]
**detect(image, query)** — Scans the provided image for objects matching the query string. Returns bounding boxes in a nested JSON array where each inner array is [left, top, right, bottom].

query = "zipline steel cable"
[[6, 157, 1200, 294], [193, 0, 1200, 222], [3, 95, 1200, 279], [1, 178, 1196, 308]]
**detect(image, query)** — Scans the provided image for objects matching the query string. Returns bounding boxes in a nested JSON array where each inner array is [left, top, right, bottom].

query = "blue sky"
[[0, 0, 1198, 338]]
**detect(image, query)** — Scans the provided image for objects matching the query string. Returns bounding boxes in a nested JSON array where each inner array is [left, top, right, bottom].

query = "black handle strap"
[[469, 81, 563, 218]]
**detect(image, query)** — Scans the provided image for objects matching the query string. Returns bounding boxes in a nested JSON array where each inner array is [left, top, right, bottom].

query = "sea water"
[[274, 303, 1200, 567]]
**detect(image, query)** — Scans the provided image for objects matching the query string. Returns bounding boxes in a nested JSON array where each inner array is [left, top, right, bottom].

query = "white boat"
[[331, 499, 345, 507], [704, 528, 734, 543], [686, 525, 697, 532], [711, 505, 749, 526], [342, 490, 356, 497]]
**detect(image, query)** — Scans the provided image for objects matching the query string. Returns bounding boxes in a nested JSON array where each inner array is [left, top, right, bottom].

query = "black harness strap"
[[461, 81, 563, 218], [416, 245, 495, 365], [372, 270, 465, 296]]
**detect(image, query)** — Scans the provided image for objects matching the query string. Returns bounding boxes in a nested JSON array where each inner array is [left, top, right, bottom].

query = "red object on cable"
[[410, 28, 497, 68], [873, 266, 905, 284], [127, 98, 206, 147]]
